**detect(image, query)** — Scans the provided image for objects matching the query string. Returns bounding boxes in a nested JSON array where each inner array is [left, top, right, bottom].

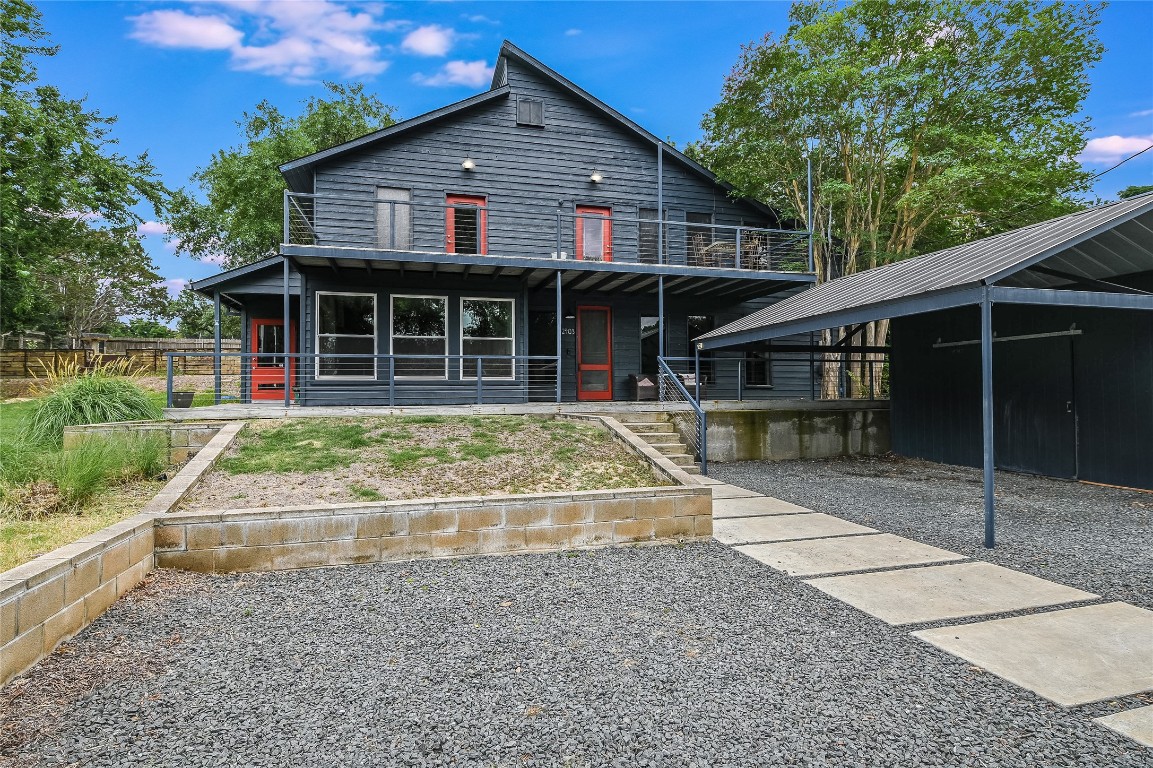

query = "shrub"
[[25, 373, 161, 446], [43, 433, 166, 507]]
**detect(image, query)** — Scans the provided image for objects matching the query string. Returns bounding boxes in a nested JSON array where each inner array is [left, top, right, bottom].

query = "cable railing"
[[659, 350, 889, 401], [656, 356, 707, 475], [283, 191, 812, 273], [165, 352, 562, 408]]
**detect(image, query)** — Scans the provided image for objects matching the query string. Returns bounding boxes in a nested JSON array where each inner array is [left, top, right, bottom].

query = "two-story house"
[[189, 41, 816, 406]]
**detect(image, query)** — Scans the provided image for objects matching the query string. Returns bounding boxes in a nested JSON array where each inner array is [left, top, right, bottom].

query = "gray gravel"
[[711, 455, 1153, 612], [15, 545, 1153, 767]]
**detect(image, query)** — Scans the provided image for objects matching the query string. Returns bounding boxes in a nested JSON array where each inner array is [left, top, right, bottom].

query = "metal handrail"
[[657, 356, 707, 475]]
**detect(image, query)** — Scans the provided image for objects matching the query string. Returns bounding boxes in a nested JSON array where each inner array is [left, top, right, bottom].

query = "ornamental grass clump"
[[25, 364, 161, 446]]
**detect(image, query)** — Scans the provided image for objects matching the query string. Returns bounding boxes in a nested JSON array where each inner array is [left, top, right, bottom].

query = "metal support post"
[[555, 271, 563, 403], [657, 144, 664, 265], [283, 190, 290, 244], [166, 354, 174, 408], [213, 291, 222, 405], [981, 288, 996, 548], [737, 359, 744, 402], [658, 275, 665, 358], [806, 151, 815, 273], [283, 257, 291, 407], [808, 332, 816, 399], [476, 358, 484, 404], [556, 208, 563, 258], [694, 345, 701, 401]]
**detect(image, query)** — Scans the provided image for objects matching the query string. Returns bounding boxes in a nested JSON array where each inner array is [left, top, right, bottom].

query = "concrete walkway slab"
[[1094, 705, 1153, 748], [713, 513, 876, 545], [805, 562, 1097, 626], [737, 533, 965, 577], [713, 496, 811, 518], [709, 485, 762, 499], [914, 603, 1153, 707]]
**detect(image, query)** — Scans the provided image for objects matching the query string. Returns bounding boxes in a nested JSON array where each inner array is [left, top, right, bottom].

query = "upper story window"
[[516, 97, 545, 127], [376, 187, 412, 250], [446, 194, 487, 255], [575, 205, 612, 262]]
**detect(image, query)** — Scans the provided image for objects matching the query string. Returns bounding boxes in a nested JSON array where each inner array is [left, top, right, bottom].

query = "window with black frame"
[[745, 349, 773, 387], [392, 296, 447, 378], [686, 316, 715, 380], [316, 292, 375, 378]]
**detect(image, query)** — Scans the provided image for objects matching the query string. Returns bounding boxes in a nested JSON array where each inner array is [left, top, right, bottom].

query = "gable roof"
[[277, 41, 778, 218], [696, 192, 1153, 348]]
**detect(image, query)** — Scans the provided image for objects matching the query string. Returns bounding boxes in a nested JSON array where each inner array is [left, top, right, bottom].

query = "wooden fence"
[[1, 349, 241, 377]]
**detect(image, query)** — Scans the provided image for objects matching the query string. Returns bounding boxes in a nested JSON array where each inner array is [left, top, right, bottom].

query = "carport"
[[696, 194, 1153, 547]]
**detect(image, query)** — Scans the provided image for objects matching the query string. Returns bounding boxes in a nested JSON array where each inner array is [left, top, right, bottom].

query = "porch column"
[[213, 291, 222, 405], [555, 270, 562, 402], [283, 257, 291, 408], [658, 275, 665, 358], [980, 287, 995, 548]]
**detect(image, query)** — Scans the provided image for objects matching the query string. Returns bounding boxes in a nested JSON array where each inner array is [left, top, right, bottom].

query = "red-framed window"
[[446, 194, 487, 255], [575, 205, 612, 262]]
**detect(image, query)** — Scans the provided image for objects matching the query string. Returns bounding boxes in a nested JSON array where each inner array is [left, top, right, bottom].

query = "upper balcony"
[[283, 192, 815, 284]]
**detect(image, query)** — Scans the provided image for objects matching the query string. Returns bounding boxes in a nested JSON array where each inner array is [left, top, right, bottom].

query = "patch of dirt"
[[0, 569, 212, 763], [182, 417, 662, 510]]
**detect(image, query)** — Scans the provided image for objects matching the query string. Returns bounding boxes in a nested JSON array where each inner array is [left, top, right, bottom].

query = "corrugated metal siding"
[[891, 305, 1153, 489]]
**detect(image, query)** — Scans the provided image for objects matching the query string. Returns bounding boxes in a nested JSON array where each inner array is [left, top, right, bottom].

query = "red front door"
[[576, 306, 612, 401], [250, 319, 295, 401], [575, 206, 612, 261]]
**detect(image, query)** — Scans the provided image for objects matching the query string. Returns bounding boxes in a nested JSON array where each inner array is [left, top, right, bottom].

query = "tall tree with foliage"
[[166, 84, 398, 269], [1, 0, 168, 337], [692, 0, 1102, 394], [168, 286, 240, 339]]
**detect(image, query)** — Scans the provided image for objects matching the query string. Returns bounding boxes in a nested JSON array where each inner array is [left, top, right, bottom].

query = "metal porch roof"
[[697, 193, 1153, 348]]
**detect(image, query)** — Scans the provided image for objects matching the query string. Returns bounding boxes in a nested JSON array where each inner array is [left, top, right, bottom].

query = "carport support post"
[[555, 270, 562, 402], [981, 287, 996, 548], [283, 257, 291, 408], [658, 275, 665, 358], [213, 291, 222, 405]]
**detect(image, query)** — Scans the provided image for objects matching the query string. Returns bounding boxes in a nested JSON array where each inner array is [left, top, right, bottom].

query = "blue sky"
[[33, 1, 1153, 294]]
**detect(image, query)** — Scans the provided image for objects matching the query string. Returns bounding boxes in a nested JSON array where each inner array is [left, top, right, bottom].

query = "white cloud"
[[413, 59, 493, 88], [163, 278, 190, 297], [199, 251, 228, 265], [401, 24, 454, 56], [1130, 108, 1153, 118], [137, 221, 169, 237], [129, 10, 242, 49], [128, 2, 389, 81], [1079, 134, 1153, 163], [564, 28, 582, 37]]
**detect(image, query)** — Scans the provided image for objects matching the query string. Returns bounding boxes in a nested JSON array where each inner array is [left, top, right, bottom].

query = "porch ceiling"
[[284, 245, 813, 300]]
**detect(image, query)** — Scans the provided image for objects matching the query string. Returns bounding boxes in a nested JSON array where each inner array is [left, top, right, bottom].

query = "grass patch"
[[348, 484, 385, 501], [217, 421, 382, 474]]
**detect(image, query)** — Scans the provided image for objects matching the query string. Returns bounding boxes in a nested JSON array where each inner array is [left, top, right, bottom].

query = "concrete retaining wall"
[[63, 421, 224, 464], [154, 486, 712, 573], [0, 515, 155, 687], [699, 405, 891, 463]]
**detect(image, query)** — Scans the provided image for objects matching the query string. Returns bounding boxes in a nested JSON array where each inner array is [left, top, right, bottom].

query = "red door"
[[575, 206, 612, 261], [446, 194, 487, 254], [576, 306, 612, 400], [250, 319, 295, 401]]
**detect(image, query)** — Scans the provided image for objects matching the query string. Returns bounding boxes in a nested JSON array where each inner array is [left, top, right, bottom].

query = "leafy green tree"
[[168, 286, 240, 339], [102, 318, 176, 338], [0, 0, 168, 336], [167, 84, 398, 268], [693, 0, 1102, 284], [1118, 184, 1153, 200]]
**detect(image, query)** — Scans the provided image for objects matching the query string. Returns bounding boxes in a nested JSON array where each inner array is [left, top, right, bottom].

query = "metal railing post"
[[388, 357, 395, 406], [389, 201, 396, 250], [283, 190, 290, 244], [694, 346, 701, 401], [476, 358, 484, 404], [735, 227, 742, 270], [166, 354, 174, 408], [556, 209, 563, 258], [737, 359, 744, 402]]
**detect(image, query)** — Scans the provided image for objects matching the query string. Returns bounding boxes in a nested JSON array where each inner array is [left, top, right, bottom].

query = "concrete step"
[[681, 465, 702, 475], [619, 421, 671, 430], [667, 454, 698, 466], [648, 443, 690, 455]]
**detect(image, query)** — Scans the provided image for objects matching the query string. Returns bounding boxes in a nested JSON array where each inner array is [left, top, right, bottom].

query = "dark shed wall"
[[891, 303, 1153, 489], [311, 56, 771, 258]]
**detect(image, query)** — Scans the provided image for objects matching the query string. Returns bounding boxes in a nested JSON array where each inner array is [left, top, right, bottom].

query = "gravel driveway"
[[711, 455, 1153, 611], [8, 543, 1151, 767]]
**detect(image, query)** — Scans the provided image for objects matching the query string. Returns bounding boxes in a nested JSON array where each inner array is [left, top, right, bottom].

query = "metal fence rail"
[[660, 350, 889, 401], [284, 191, 812, 274]]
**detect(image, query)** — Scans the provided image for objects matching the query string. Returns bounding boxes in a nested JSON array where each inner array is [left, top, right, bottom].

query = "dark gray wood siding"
[[310, 56, 773, 261]]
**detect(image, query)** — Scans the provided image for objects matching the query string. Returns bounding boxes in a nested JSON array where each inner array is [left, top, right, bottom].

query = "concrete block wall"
[[0, 514, 156, 687], [63, 422, 223, 464], [699, 406, 891, 463], [154, 486, 713, 573]]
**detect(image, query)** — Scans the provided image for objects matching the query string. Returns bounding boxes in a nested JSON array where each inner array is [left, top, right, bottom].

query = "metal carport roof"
[[697, 193, 1153, 348]]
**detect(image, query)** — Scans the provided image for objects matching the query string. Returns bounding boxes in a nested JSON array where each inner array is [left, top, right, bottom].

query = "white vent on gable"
[[516, 96, 545, 127]]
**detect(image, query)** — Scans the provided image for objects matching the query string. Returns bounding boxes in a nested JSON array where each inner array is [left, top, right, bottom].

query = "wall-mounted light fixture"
[[563, 313, 576, 320], [589, 170, 603, 183], [461, 158, 476, 171]]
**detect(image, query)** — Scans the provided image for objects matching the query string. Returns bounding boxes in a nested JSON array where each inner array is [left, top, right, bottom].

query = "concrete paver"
[[914, 603, 1153, 707], [712, 513, 876, 546], [1094, 705, 1153, 748], [805, 562, 1097, 626], [708, 485, 763, 499], [736, 533, 965, 577], [713, 496, 812, 518]]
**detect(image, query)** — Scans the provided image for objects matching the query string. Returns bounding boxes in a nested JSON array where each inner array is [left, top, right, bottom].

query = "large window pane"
[[316, 292, 376, 378], [462, 299, 512, 338], [463, 338, 514, 378], [461, 298, 514, 379], [392, 297, 446, 337], [392, 296, 447, 378]]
